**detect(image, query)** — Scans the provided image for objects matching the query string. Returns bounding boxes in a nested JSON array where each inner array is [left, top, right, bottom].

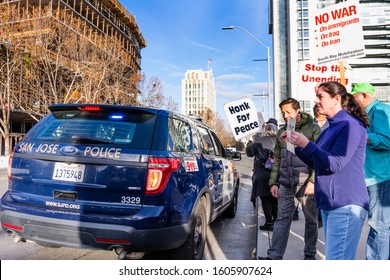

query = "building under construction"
[[0, 0, 147, 156]]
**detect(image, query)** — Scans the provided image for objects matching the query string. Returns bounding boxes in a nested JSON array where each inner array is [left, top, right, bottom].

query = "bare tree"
[[138, 73, 178, 111], [0, 6, 27, 155], [138, 74, 164, 108], [214, 117, 235, 147], [164, 96, 179, 112], [200, 108, 234, 147], [0, 4, 176, 156], [0, 41, 18, 156], [24, 10, 141, 107], [199, 108, 215, 127]]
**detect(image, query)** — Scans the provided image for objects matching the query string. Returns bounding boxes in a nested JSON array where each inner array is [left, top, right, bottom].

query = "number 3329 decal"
[[121, 196, 141, 204]]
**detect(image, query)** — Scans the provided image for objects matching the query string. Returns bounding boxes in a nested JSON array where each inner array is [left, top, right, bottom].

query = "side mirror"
[[231, 152, 241, 161], [225, 149, 232, 159]]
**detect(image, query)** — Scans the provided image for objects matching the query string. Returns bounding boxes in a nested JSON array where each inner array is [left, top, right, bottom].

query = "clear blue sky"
[[123, 0, 272, 120]]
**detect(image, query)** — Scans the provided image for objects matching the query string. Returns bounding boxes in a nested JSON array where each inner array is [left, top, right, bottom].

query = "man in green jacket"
[[258, 98, 321, 260], [351, 82, 390, 260]]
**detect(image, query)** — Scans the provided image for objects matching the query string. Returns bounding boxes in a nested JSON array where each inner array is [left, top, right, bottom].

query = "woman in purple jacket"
[[287, 81, 370, 260]]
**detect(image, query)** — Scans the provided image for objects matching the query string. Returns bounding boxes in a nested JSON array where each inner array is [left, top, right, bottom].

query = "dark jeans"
[[267, 184, 318, 259], [260, 196, 278, 223]]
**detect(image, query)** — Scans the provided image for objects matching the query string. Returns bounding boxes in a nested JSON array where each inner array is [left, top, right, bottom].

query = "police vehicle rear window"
[[27, 110, 156, 149]]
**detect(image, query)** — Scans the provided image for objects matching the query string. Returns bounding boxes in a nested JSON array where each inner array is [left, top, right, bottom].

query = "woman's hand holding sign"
[[286, 131, 310, 149]]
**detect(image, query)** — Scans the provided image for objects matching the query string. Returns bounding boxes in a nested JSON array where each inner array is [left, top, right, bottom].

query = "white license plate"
[[52, 163, 85, 182]]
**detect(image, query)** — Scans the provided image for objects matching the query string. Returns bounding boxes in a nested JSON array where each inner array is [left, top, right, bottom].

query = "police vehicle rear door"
[[196, 125, 226, 213]]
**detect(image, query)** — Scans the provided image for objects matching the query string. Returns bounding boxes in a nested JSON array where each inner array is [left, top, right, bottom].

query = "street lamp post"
[[222, 26, 272, 119]]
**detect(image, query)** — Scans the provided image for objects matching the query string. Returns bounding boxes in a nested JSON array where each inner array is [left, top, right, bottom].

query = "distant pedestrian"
[[313, 104, 329, 130], [288, 81, 370, 260], [246, 118, 279, 231], [258, 98, 321, 260], [350, 82, 390, 260]]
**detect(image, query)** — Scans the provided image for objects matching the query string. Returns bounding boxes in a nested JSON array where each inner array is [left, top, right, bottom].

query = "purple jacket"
[[295, 109, 369, 211]]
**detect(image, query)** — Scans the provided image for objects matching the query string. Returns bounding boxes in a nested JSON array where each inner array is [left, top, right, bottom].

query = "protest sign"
[[310, 0, 365, 65], [224, 98, 260, 141], [297, 60, 353, 101]]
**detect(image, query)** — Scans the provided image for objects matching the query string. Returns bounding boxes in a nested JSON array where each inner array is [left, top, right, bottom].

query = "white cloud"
[[143, 58, 183, 73], [169, 72, 185, 78], [216, 73, 254, 81], [246, 82, 268, 91], [185, 39, 220, 52]]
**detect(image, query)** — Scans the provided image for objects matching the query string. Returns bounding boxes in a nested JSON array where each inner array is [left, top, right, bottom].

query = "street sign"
[[224, 98, 260, 141], [310, 0, 365, 65]]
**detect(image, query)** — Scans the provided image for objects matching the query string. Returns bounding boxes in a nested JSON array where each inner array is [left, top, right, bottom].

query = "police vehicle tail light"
[[78, 105, 104, 111], [146, 157, 180, 195]]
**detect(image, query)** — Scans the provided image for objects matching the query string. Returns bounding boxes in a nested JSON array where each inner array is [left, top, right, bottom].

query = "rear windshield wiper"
[[71, 136, 113, 144]]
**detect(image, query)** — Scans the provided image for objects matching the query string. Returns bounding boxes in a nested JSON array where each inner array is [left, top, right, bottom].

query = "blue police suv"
[[0, 104, 240, 259]]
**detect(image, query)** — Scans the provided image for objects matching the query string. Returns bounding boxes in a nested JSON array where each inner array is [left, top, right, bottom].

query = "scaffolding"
[[0, 0, 147, 156]]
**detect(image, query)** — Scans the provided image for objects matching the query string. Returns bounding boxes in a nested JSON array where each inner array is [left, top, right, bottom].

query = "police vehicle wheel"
[[171, 197, 207, 260], [224, 185, 238, 218]]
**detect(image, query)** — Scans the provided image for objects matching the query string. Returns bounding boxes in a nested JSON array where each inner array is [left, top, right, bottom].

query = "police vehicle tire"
[[171, 197, 207, 260], [224, 185, 238, 218]]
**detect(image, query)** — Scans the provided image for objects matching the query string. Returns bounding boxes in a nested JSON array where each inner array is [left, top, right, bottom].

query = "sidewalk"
[[0, 156, 8, 169], [255, 197, 369, 260], [255, 197, 324, 260]]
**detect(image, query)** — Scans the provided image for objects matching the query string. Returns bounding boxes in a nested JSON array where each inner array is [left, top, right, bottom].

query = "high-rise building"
[[270, 0, 390, 122], [181, 69, 216, 116]]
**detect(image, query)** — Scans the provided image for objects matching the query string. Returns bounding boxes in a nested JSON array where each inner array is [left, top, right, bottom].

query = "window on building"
[[11, 122, 22, 133], [297, 39, 310, 49], [297, 10, 309, 19], [298, 29, 310, 39], [297, 0, 308, 8], [303, 19, 309, 27], [298, 49, 310, 60], [299, 100, 312, 114]]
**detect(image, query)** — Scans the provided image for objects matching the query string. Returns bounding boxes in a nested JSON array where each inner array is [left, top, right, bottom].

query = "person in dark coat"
[[246, 118, 279, 231]]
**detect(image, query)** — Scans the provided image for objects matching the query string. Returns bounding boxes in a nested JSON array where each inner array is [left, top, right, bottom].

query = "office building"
[[181, 69, 216, 116]]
